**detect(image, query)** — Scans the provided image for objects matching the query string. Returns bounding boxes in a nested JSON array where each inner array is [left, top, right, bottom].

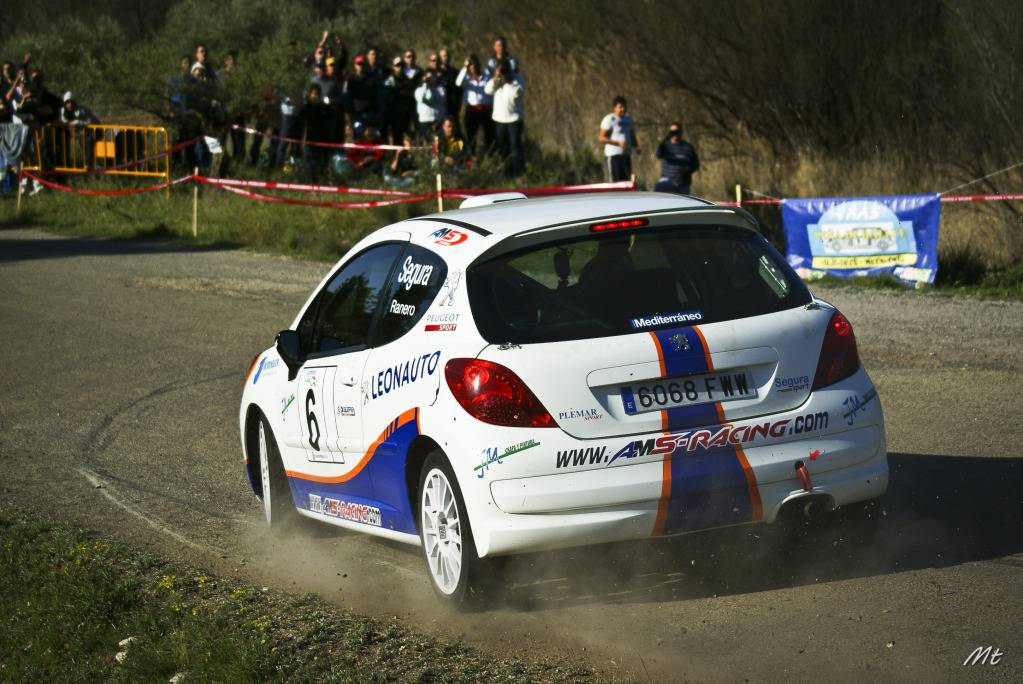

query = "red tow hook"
[[794, 460, 813, 492]]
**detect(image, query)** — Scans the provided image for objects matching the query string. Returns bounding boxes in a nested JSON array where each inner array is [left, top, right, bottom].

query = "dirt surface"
[[2, 227, 1021, 682]]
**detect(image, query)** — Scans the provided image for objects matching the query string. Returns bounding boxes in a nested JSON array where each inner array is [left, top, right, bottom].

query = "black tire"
[[417, 450, 503, 609], [256, 412, 301, 532]]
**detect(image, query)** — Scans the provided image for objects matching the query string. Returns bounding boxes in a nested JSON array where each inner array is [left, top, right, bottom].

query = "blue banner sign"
[[781, 193, 941, 285]]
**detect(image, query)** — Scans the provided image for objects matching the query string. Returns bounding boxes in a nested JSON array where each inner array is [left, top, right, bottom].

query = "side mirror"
[[275, 330, 302, 380]]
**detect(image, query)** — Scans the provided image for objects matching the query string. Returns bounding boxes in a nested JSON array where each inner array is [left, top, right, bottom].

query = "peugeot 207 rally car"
[[239, 192, 888, 605]]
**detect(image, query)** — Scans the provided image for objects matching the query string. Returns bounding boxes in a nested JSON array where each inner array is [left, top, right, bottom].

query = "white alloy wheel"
[[255, 412, 299, 531], [421, 467, 464, 595], [259, 420, 273, 525]]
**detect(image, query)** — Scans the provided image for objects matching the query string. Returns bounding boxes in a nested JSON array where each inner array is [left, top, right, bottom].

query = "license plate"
[[621, 369, 757, 415]]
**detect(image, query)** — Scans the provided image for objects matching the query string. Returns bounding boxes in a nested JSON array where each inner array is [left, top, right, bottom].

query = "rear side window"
[[373, 245, 448, 346], [299, 242, 404, 355], [468, 225, 811, 344]]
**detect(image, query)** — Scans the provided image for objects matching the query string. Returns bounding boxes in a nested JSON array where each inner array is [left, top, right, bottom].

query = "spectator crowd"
[[2, 30, 700, 193], [2, 51, 102, 193], [164, 33, 526, 184]]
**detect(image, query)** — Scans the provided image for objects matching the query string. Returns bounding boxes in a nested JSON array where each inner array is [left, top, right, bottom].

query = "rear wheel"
[[257, 413, 300, 531], [418, 452, 502, 608]]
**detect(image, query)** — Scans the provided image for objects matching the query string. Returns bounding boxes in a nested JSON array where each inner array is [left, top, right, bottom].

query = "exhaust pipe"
[[801, 498, 825, 520], [777, 493, 832, 525]]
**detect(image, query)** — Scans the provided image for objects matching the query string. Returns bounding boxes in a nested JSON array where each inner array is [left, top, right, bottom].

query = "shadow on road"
[[494, 452, 1023, 610], [0, 229, 239, 264]]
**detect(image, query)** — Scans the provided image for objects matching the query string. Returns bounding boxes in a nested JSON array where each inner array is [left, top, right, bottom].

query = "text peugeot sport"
[[239, 192, 888, 606]]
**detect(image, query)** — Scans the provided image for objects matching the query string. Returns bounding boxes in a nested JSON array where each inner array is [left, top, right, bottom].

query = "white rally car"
[[239, 192, 888, 605]]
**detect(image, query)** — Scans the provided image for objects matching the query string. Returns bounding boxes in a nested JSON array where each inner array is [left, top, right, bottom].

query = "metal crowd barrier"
[[21, 123, 171, 187]]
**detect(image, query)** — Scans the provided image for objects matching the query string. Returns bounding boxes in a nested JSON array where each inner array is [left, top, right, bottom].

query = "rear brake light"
[[590, 217, 648, 232], [445, 358, 558, 428], [811, 312, 860, 390]]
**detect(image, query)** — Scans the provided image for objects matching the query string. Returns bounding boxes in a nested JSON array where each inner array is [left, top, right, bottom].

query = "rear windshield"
[[468, 225, 811, 344]]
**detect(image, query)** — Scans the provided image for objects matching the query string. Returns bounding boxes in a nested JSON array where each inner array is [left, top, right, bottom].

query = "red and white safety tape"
[[231, 125, 429, 152], [443, 180, 636, 198], [719, 194, 1023, 207], [939, 193, 1023, 203], [20, 169, 193, 195], [208, 181, 436, 209], [194, 175, 417, 197]]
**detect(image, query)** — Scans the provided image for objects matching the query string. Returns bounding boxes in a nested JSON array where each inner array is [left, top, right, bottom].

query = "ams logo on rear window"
[[431, 227, 468, 246]]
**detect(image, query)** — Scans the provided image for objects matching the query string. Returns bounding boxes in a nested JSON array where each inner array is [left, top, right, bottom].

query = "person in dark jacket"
[[654, 122, 699, 195], [347, 54, 380, 137], [382, 57, 414, 145], [299, 83, 333, 182], [436, 48, 461, 127], [20, 70, 61, 124]]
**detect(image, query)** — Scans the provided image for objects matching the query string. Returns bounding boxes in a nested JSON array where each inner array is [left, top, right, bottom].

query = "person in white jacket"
[[484, 59, 524, 174], [455, 54, 493, 153], [413, 69, 446, 142]]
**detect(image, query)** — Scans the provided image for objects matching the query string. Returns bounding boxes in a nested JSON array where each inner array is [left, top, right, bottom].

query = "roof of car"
[[409, 192, 722, 236]]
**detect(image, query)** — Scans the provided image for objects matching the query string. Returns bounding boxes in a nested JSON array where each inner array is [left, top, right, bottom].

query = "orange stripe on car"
[[244, 353, 262, 384], [652, 454, 672, 535], [696, 325, 751, 513], [693, 325, 727, 422], [647, 331, 670, 431], [691, 325, 714, 370], [734, 443, 763, 521], [647, 331, 672, 532]]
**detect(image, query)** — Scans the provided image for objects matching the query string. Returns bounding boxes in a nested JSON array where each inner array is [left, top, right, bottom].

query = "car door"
[[362, 243, 449, 515], [285, 242, 406, 469]]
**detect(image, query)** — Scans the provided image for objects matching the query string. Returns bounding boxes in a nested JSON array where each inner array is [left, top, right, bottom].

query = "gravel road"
[[2, 227, 1020, 682]]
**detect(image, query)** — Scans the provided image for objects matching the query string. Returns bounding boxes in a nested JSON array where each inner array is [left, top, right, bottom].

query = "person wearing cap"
[[382, 55, 415, 144], [60, 92, 98, 126], [319, 56, 345, 143], [59, 92, 99, 170], [654, 121, 700, 195], [348, 54, 381, 137], [598, 96, 638, 183]]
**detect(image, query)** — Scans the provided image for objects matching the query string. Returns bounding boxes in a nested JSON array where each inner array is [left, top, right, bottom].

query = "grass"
[[3, 148, 1021, 300], [0, 506, 608, 683], [1, 143, 604, 263]]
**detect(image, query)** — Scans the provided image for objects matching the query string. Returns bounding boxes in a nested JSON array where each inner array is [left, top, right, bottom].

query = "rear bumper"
[[479, 426, 888, 556]]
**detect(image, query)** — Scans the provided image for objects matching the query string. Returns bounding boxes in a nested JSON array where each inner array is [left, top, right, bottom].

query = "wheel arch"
[[404, 434, 445, 534], [243, 403, 265, 498]]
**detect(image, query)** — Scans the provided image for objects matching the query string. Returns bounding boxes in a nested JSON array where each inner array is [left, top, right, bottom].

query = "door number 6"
[[305, 389, 321, 451]]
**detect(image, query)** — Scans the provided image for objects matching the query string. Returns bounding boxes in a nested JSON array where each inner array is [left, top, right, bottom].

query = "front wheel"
[[257, 413, 301, 531], [418, 452, 502, 608]]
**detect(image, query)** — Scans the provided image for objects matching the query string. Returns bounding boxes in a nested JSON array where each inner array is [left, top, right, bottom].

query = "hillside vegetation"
[[3, 0, 1022, 270]]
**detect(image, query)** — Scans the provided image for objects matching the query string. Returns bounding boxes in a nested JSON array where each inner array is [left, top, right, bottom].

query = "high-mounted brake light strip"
[[590, 218, 649, 232]]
